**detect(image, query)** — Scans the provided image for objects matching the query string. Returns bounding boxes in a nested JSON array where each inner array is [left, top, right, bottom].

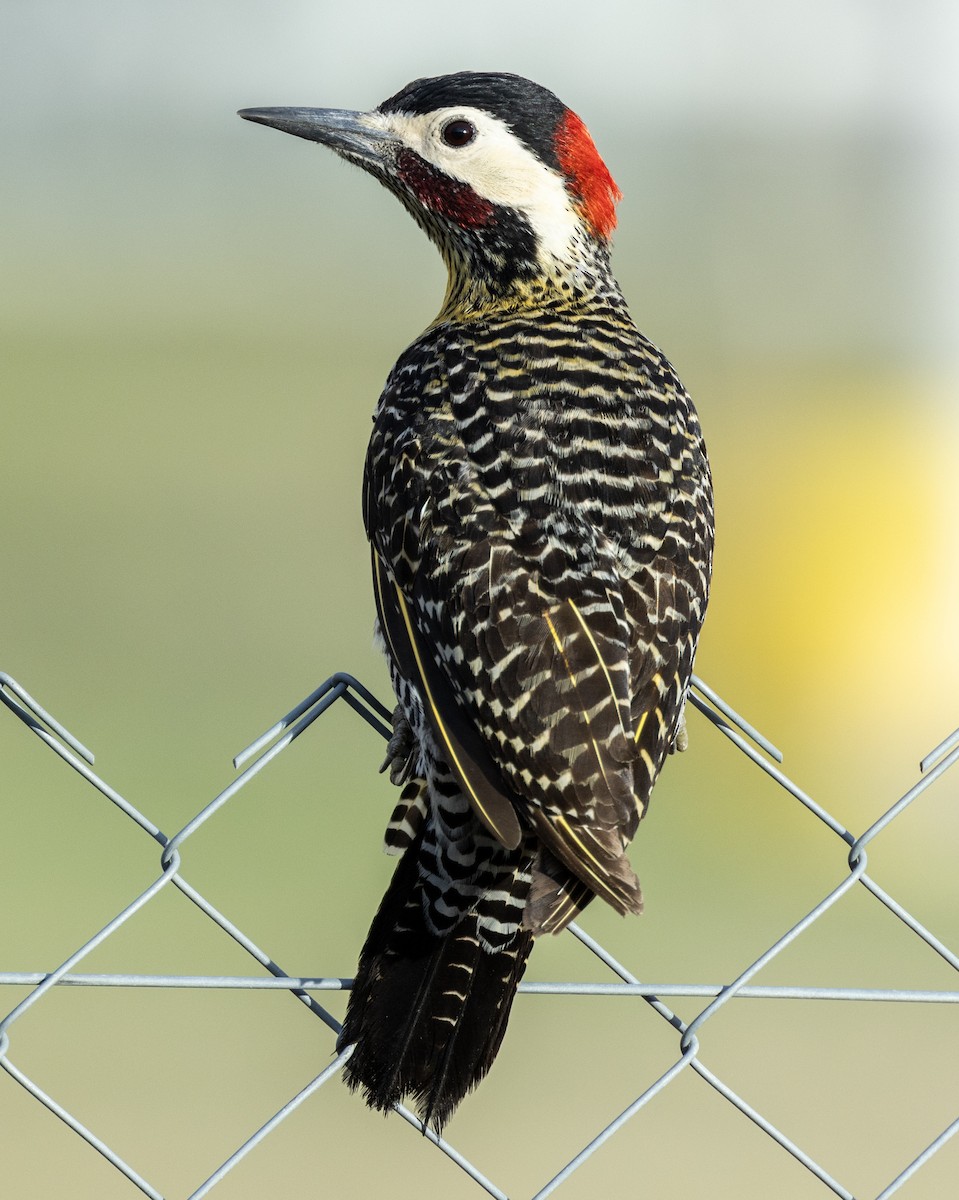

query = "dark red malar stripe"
[[553, 109, 622, 241], [397, 149, 494, 229]]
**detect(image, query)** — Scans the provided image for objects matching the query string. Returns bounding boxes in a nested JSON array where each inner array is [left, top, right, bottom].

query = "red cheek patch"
[[397, 149, 495, 229], [554, 109, 622, 240]]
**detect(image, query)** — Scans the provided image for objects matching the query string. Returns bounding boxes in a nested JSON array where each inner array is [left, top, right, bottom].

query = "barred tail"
[[337, 832, 533, 1132]]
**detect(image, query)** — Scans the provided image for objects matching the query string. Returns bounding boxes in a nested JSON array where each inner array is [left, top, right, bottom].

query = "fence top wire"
[[1, 667, 957, 1200]]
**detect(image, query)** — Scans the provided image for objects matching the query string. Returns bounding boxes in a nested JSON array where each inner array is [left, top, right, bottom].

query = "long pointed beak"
[[238, 107, 391, 166]]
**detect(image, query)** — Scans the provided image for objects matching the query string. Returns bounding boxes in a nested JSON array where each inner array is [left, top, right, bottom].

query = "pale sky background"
[[3, 0, 959, 368]]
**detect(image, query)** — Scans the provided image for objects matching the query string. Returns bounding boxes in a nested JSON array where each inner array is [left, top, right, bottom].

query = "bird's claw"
[[379, 706, 417, 785]]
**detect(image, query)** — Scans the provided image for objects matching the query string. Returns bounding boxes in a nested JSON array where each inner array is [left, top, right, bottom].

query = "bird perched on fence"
[[239, 71, 713, 1131]]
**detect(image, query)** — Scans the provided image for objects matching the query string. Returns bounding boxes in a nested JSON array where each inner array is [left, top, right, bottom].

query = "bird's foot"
[[671, 708, 689, 754], [379, 705, 417, 785]]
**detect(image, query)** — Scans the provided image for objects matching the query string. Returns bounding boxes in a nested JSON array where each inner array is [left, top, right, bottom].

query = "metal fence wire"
[[1, 668, 957, 1199]]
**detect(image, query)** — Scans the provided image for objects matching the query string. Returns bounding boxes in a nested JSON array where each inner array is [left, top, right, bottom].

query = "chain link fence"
[[2, 668, 957, 1199]]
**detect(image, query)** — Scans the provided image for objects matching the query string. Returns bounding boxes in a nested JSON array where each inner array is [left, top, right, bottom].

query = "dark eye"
[[441, 119, 476, 148]]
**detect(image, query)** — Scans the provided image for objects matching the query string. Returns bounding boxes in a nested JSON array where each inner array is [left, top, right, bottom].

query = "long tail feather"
[[338, 832, 533, 1131]]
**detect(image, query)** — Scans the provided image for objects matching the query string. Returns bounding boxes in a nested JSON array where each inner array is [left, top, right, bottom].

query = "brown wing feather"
[[373, 550, 522, 850], [455, 535, 650, 916]]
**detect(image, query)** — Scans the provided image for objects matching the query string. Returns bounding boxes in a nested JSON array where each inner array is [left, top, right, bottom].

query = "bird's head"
[[239, 72, 623, 318]]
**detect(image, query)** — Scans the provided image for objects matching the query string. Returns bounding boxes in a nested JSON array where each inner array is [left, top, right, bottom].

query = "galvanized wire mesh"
[[2, 668, 957, 1199]]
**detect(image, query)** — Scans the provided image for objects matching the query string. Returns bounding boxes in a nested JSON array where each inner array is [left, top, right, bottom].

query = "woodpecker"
[[240, 72, 713, 1131]]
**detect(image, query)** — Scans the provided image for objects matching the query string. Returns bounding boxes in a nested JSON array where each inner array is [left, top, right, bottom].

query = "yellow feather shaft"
[[568, 599, 626, 737], [373, 555, 402, 666], [392, 583, 510, 844], [544, 608, 586, 716], [553, 814, 608, 880]]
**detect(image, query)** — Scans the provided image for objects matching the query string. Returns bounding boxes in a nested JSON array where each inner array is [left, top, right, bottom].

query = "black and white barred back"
[[239, 72, 713, 1131]]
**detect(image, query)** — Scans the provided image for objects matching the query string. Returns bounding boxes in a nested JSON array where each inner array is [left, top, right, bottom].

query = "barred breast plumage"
[[240, 70, 713, 1131]]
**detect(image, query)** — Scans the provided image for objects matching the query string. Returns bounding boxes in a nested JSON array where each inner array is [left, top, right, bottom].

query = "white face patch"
[[367, 106, 584, 269]]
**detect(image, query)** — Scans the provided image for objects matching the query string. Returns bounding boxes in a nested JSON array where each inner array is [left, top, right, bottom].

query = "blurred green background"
[[3, 2, 958, 1197]]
